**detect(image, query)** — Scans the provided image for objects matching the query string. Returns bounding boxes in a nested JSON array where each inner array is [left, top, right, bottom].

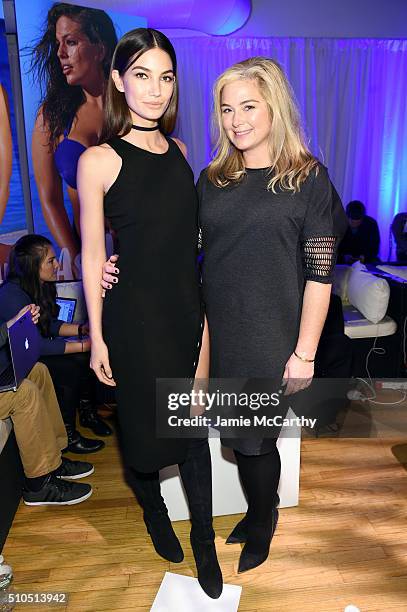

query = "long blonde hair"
[[207, 57, 317, 193]]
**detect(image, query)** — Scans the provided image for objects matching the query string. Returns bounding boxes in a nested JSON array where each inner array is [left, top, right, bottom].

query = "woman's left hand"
[[282, 353, 314, 396], [30, 304, 41, 325]]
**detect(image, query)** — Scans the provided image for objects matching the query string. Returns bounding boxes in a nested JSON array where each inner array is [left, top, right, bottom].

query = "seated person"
[[0, 305, 93, 505], [338, 200, 381, 264], [391, 212, 407, 263], [0, 235, 110, 454]]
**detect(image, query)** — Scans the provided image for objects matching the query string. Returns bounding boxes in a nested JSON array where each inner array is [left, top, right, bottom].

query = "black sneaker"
[[23, 474, 92, 506], [54, 457, 94, 480]]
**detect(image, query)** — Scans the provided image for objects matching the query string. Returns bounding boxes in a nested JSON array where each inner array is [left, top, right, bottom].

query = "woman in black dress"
[[78, 29, 222, 598], [198, 57, 345, 573], [103, 56, 346, 575]]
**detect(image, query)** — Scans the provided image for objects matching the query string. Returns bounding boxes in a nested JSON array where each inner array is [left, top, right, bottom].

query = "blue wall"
[[13, 0, 146, 241], [0, 18, 24, 235]]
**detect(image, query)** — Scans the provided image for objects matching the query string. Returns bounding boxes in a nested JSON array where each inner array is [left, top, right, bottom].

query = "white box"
[[150, 573, 242, 612], [160, 408, 301, 521]]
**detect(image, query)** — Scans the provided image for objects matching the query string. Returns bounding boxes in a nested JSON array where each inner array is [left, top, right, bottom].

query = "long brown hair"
[[6, 235, 59, 338], [208, 57, 317, 193], [100, 28, 178, 143], [29, 2, 117, 149]]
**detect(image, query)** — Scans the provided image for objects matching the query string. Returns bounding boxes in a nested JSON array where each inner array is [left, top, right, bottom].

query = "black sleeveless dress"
[[102, 135, 202, 472]]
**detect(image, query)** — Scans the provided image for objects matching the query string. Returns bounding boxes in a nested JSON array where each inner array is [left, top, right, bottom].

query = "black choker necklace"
[[131, 124, 159, 132]]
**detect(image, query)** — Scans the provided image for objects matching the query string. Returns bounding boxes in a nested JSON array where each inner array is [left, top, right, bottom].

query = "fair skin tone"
[[0, 85, 12, 224], [7, 304, 40, 329], [220, 79, 272, 169], [79, 47, 199, 387], [39, 245, 89, 352], [32, 16, 106, 277], [221, 78, 331, 394]]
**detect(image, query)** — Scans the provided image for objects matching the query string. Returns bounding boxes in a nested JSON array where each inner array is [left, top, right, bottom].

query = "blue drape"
[[172, 36, 407, 260]]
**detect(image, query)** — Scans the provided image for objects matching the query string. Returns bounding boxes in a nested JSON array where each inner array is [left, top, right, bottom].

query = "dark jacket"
[[0, 322, 9, 372], [338, 215, 380, 263], [0, 323, 7, 349]]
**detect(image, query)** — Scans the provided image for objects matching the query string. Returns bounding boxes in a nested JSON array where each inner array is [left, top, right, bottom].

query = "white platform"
[[160, 408, 301, 521], [151, 573, 242, 612]]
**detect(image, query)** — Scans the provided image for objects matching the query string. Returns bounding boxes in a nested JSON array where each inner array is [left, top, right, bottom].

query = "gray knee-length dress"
[[198, 163, 345, 454]]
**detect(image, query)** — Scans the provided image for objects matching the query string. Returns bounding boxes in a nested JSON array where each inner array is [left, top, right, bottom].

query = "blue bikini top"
[[54, 116, 87, 190]]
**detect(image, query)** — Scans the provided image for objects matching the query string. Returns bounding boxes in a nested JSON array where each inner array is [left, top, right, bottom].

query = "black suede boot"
[[128, 468, 184, 563], [225, 515, 249, 545], [226, 493, 280, 545], [178, 439, 223, 599], [233, 447, 281, 573], [238, 507, 279, 573]]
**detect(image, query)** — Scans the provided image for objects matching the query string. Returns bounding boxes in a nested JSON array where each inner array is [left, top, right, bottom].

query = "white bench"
[[333, 264, 397, 339], [160, 409, 301, 521]]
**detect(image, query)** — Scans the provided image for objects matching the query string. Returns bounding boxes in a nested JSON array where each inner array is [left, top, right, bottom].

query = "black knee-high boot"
[[232, 445, 281, 573], [127, 468, 184, 563], [226, 491, 280, 545], [178, 438, 223, 599]]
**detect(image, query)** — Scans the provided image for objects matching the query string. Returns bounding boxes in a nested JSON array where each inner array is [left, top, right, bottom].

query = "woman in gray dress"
[[198, 56, 343, 573], [103, 56, 345, 575]]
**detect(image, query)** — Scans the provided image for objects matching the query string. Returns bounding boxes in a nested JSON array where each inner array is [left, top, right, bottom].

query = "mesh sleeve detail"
[[302, 235, 337, 283]]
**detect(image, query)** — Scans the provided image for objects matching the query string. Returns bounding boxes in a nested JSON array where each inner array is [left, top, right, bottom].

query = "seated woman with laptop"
[[0, 304, 93, 505], [0, 235, 111, 454]]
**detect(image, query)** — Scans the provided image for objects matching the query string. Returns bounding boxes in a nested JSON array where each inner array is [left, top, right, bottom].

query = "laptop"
[[56, 297, 77, 323], [0, 310, 40, 392]]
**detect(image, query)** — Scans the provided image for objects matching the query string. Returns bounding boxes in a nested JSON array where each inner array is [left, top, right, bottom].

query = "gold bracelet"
[[294, 350, 315, 363]]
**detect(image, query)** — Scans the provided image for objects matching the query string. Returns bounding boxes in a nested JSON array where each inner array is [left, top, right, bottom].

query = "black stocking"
[[234, 442, 280, 551]]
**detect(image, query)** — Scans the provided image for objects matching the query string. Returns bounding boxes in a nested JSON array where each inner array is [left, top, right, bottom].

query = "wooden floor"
[[4, 413, 407, 611]]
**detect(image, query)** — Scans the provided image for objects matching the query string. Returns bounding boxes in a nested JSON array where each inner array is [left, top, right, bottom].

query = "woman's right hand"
[[90, 338, 116, 386], [101, 254, 120, 297]]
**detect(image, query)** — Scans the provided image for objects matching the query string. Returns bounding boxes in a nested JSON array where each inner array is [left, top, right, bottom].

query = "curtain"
[[172, 37, 407, 260]]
